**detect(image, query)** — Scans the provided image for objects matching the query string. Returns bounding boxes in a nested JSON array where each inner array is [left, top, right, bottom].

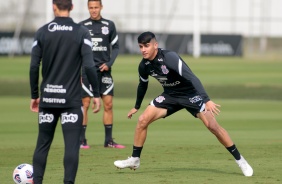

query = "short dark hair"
[[88, 0, 102, 5], [138, 32, 156, 44], [53, 0, 72, 11]]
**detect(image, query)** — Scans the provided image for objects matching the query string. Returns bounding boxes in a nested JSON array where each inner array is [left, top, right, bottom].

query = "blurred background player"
[[79, 0, 125, 149], [114, 31, 253, 177], [29, 0, 101, 183]]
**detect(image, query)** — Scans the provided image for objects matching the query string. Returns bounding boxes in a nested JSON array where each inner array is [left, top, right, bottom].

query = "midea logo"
[[48, 22, 73, 32]]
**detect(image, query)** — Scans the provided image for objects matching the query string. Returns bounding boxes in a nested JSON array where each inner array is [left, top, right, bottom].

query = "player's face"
[[138, 39, 158, 60], [88, 1, 103, 20]]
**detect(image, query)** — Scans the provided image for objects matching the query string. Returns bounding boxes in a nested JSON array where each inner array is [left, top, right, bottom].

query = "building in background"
[[0, 0, 281, 57]]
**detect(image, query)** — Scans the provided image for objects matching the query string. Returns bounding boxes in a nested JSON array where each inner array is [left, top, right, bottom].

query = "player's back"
[[35, 17, 90, 108]]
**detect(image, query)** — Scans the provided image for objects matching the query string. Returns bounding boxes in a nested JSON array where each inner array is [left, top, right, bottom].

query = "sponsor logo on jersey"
[[61, 113, 78, 124], [155, 96, 165, 103], [92, 38, 103, 44], [189, 95, 202, 103], [161, 65, 169, 74], [91, 38, 107, 51], [48, 22, 73, 32], [42, 98, 66, 104], [44, 84, 66, 94], [101, 26, 109, 35], [39, 112, 54, 124], [161, 81, 180, 87], [158, 58, 163, 62]]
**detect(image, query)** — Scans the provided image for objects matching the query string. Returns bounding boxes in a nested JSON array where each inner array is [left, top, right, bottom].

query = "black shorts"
[[150, 93, 205, 118], [81, 71, 114, 98]]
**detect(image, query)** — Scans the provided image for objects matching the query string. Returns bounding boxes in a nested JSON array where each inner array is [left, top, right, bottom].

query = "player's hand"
[[30, 98, 40, 112], [92, 97, 101, 113], [204, 100, 221, 116], [127, 108, 138, 119], [99, 63, 109, 72]]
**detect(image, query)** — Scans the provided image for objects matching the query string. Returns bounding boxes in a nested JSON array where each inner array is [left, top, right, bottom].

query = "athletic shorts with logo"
[[38, 107, 83, 129], [150, 93, 206, 117], [81, 71, 114, 98]]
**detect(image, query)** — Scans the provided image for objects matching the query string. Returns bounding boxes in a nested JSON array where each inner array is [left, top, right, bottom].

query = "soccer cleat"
[[235, 155, 253, 177], [104, 139, 125, 149], [80, 139, 90, 149], [114, 157, 140, 170]]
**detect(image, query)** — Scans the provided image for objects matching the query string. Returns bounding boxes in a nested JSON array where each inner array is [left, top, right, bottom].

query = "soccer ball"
[[13, 163, 33, 184]]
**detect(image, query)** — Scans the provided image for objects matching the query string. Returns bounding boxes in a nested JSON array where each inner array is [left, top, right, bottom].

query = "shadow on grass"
[[113, 166, 238, 176]]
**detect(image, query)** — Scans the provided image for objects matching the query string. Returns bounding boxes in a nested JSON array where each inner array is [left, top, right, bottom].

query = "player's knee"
[[104, 103, 113, 112], [83, 100, 90, 109], [137, 115, 150, 128], [206, 122, 221, 134]]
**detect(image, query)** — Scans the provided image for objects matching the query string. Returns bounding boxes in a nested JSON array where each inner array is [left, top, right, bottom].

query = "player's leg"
[[197, 111, 233, 147], [100, 71, 125, 148], [33, 108, 59, 184], [61, 107, 83, 183], [114, 94, 181, 170], [102, 95, 113, 143], [102, 95, 113, 145], [82, 97, 91, 126], [114, 105, 167, 170], [134, 105, 167, 146], [80, 96, 91, 149], [81, 78, 93, 149], [197, 111, 253, 176], [102, 95, 125, 148]]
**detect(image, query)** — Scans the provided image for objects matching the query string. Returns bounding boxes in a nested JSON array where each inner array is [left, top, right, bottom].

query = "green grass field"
[[0, 55, 282, 184]]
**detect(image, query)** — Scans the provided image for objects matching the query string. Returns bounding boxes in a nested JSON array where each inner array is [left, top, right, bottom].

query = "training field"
[[0, 55, 281, 184]]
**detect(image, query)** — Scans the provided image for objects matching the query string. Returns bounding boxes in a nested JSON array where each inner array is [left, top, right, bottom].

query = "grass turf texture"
[[0, 55, 281, 183], [0, 55, 282, 100]]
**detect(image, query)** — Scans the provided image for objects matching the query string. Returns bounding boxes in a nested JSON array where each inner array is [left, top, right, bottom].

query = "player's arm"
[[165, 52, 210, 103], [29, 31, 42, 112], [81, 29, 101, 113], [134, 62, 149, 109], [99, 40, 118, 72], [105, 22, 119, 68], [128, 62, 148, 119]]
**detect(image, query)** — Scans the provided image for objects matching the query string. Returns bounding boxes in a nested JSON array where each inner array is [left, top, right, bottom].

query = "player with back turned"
[[29, 0, 101, 183], [114, 31, 253, 177]]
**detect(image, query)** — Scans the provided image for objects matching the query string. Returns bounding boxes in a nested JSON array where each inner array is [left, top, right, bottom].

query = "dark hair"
[[88, 0, 102, 5], [53, 0, 72, 11], [137, 31, 156, 44]]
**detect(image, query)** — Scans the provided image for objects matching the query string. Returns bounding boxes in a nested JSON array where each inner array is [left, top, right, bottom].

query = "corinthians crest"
[[101, 26, 109, 35]]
